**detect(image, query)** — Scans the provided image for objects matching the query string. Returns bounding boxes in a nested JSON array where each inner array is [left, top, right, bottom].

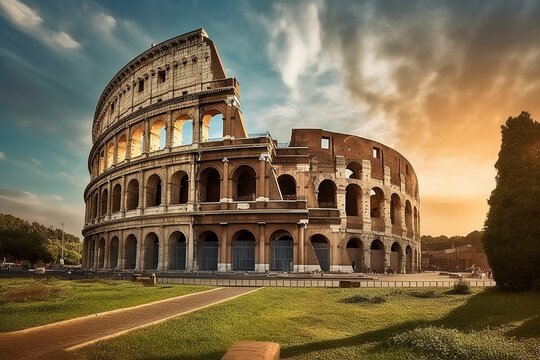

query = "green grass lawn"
[[0, 278, 212, 332], [77, 287, 540, 360]]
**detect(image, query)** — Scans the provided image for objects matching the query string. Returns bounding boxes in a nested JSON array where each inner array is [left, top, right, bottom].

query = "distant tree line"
[[421, 230, 483, 252], [0, 213, 81, 266]]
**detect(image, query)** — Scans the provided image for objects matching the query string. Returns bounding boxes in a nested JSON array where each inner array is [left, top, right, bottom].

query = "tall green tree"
[[484, 111, 540, 290]]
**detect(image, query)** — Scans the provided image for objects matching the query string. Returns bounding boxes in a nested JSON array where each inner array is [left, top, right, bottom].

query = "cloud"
[[31, 158, 40, 165], [92, 11, 116, 36], [0, 187, 84, 236], [0, 0, 80, 50], [0, 151, 4, 160]]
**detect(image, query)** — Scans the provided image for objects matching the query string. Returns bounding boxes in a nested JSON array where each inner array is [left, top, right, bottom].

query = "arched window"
[[390, 242, 402, 273], [117, 134, 127, 162], [278, 175, 297, 200], [390, 193, 401, 226], [173, 115, 193, 146], [99, 150, 105, 174], [317, 180, 337, 208], [345, 184, 361, 216], [345, 162, 362, 179], [170, 171, 189, 204], [126, 179, 139, 210], [370, 239, 385, 273], [346, 238, 363, 272], [270, 231, 294, 271], [414, 207, 419, 233], [370, 187, 384, 218], [146, 174, 162, 207], [232, 165, 256, 201], [405, 245, 413, 273], [91, 193, 98, 219], [130, 125, 144, 157], [405, 201, 413, 230], [124, 234, 137, 269], [199, 167, 220, 202], [143, 232, 159, 270], [112, 184, 121, 213], [98, 238, 105, 268], [310, 234, 330, 271], [202, 110, 223, 142], [100, 189, 108, 216], [149, 119, 166, 151], [198, 231, 219, 271], [109, 237, 119, 269], [169, 232, 186, 270], [232, 230, 256, 271], [106, 143, 114, 169]]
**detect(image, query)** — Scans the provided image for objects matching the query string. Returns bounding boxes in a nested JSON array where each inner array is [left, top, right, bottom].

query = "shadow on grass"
[[283, 289, 540, 358]]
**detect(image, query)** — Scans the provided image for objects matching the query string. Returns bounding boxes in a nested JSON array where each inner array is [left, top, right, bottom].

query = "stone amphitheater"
[[82, 29, 421, 274]]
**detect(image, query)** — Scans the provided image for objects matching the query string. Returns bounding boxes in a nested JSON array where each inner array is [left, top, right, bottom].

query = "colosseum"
[[82, 29, 421, 274]]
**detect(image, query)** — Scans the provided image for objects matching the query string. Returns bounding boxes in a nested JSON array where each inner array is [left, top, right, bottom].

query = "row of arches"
[[93, 111, 224, 177], [84, 230, 419, 274]]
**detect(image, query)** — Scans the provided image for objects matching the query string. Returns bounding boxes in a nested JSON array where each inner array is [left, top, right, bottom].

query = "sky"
[[1, 0, 540, 237]]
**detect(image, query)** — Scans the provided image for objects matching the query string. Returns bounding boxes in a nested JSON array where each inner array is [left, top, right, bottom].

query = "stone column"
[[143, 118, 150, 154], [187, 222, 195, 271], [221, 158, 229, 201], [165, 111, 173, 149], [118, 232, 125, 270], [384, 193, 392, 234], [104, 235, 110, 270], [258, 155, 266, 200], [219, 223, 228, 271], [138, 170, 144, 213], [106, 181, 112, 219], [257, 222, 266, 271], [125, 126, 132, 160], [135, 228, 143, 271], [158, 227, 166, 271]]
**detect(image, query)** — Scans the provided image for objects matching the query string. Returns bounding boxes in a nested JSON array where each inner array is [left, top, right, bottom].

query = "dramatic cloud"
[[0, 187, 84, 236], [92, 11, 116, 36], [0, 0, 80, 50], [263, 0, 540, 234]]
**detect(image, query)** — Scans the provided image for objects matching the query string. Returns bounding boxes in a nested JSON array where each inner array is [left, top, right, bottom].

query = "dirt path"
[[0, 287, 258, 359]]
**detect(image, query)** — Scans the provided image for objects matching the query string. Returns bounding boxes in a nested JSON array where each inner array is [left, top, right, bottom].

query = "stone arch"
[[232, 230, 256, 271], [370, 187, 384, 218], [405, 200, 413, 231], [269, 230, 294, 271], [91, 192, 98, 219], [173, 114, 193, 146], [198, 231, 219, 271], [143, 232, 159, 270], [117, 134, 127, 162], [146, 174, 163, 207], [130, 125, 144, 157], [231, 164, 257, 201], [390, 193, 402, 226], [126, 179, 139, 210], [109, 236, 119, 269], [106, 142, 114, 169], [124, 234, 137, 270], [100, 188, 108, 217], [310, 234, 330, 271], [112, 184, 121, 213], [370, 239, 385, 273], [199, 167, 221, 202], [413, 206, 419, 233], [346, 238, 364, 272], [278, 174, 297, 200], [390, 242, 403, 273], [149, 119, 166, 151], [170, 170, 189, 204], [317, 179, 337, 208], [89, 238, 96, 268], [346, 161, 362, 179], [168, 231, 186, 270], [345, 184, 362, 216], [98, 237, 105, 268], [202, 108, 223, 142], [405, 245, 413, 273], [99, 149, 105, 174]]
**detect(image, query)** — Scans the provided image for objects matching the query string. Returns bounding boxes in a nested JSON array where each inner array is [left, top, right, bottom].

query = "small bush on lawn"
[[342, 294, 387, 304], [408, 288, 442, 298], [448, 280, 471, 294], [389, 326, 539, 360]]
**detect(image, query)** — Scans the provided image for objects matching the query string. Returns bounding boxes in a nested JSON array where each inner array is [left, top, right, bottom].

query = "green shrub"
[[408, 288, 442, 298], [342, 294, 387, 304], [448, 280, 471, 294], [389, 326, 539, 360]]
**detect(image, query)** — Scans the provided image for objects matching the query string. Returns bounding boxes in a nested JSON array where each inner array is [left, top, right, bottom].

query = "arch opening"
[[345, 184, 361, 216], [149, 119, 166, 151], [126, 179, 139, 210], [117, 134, 127, 162], [390, 242, 402, 274], [130, 126, 144, 158], [405, 245, 413, 273], [100, 189, 108, 217], [232, 230, 256, 271], [173, 115, 193, 146], [109, 236, 119, 269], [346, 162, 362, 179], [370, 187, 384, 218], [112, 184, 121, 213], [278, 175, 297, 200], [370, 239, 385, 273], [124, 234, 137, 270], [270, 232, 294, 271], [346, 238, 363, 272], [169, 232, 186, 270], [143, 232, 159, 270], [98, 238, 105, 268], [170, 171, 189, 204], [232, 165, 256, 201], [390, 193, 401, 226], [200, 167, 220, 202], [106, 143, 114, 169], [202, 110, 223, 142], [310, 234, 330, 271], [317, 180, 337, 208], [146, 174, 162, 207], [198, 231, 218, 271]]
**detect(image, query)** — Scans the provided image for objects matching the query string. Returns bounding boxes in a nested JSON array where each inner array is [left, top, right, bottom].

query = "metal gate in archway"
[[271, 238, 293, 271], [232, 240, 255, 271], [200, 241, 218, 270], [174, 241, 186, 270], [312, 241, 330, 271]]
